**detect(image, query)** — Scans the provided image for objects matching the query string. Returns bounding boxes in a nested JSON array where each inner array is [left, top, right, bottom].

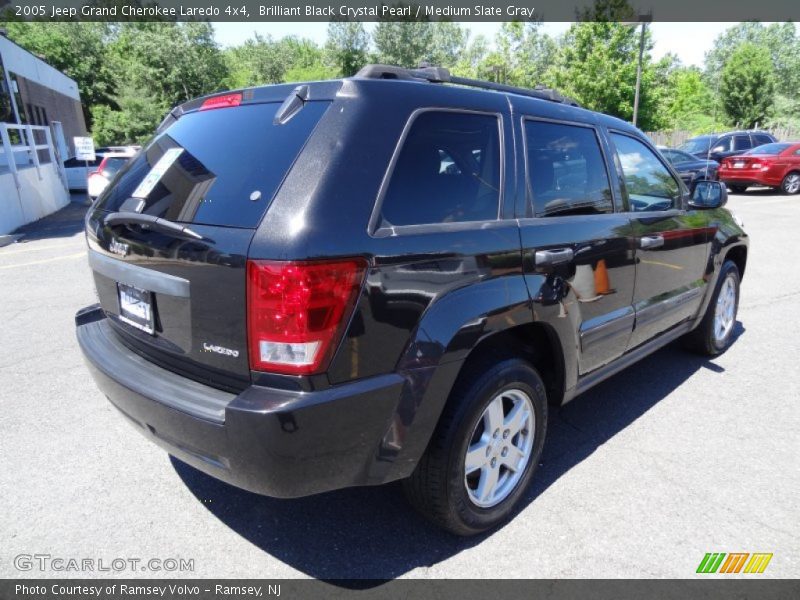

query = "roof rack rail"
[[354, 64, 581, 107]]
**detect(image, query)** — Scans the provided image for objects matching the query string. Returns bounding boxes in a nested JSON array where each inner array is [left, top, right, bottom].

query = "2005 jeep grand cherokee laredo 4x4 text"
[[76, 65, 747, 535]]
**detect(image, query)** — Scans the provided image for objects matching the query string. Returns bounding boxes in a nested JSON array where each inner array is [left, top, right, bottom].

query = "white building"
[[1, 30, 88, 235]]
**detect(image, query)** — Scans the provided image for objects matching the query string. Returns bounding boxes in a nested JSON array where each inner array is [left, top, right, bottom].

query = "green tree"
[[109, 22, 226, 108], [427, 22, 469, 67], [706, 22, 799, 97], [490, 22, 557, 87], [223, 34, 334, 87], [451, 35, 490, 79], [91, 22, 225, 145], [90, 84, 167, 146], [326, 21, 370, 76], [663, 67, 720, 132], [720, 43, 775, 129], [549, 21, 666, 130], [223, 34, 287, 88], [373, 20, 434, 67]]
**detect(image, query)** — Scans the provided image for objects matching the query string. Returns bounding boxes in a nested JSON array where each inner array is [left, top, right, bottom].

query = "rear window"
[[746, 143, 792, 155], [95, 101, 330, 228]]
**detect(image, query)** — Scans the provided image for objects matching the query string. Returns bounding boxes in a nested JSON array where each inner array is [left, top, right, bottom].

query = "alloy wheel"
[[464, 389, 535, 508], [713, 274, 737, 344], [783, 173, 800, 195]]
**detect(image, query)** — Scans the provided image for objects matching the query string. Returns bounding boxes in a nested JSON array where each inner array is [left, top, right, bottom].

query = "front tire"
[[780, 172, 800, 195], [403, 357, 547, 536], [683, 260, 740, 356]]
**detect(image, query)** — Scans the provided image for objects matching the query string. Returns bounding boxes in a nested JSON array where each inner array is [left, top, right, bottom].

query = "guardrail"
[[0, 123, 64, 190]]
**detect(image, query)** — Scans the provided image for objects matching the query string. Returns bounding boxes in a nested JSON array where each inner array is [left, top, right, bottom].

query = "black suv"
[[679, 130, 777, 165], [76, 66, 748, 535]]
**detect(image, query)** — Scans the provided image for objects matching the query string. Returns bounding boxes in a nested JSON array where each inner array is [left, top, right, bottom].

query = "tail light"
[[247, 258, 367, 375], [200, 93, 242, 111]]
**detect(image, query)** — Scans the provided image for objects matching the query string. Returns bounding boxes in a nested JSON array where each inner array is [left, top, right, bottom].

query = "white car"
[[63, 146, 139, 192]]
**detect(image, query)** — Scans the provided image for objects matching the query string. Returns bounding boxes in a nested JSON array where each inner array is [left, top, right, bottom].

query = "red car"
[[718, 142, 800, 195]]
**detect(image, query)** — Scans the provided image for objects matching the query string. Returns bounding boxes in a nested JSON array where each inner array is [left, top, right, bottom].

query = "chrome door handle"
[[640, 235, 664, 249], [535, 248, 574, 268]]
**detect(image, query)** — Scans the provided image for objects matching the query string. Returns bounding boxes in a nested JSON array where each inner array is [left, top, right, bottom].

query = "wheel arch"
[[456, 322, 566, 407], [383, 275, 573, 483], [725, 244, 747, 279]]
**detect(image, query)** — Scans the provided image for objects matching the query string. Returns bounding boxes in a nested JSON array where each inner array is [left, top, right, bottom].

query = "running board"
[[568, 321, 694, 400]]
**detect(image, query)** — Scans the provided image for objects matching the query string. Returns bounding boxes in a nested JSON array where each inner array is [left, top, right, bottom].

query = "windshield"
[[678, 137, 713, 155], [746, 143, 792, 155], [94, 101, 330, 228]]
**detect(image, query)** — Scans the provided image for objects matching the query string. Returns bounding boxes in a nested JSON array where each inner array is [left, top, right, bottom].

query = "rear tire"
[[402, 357, 547, 536], [780, 172, 800, 195], [683, 260, 740, 356], [729, 185, 748, 194]]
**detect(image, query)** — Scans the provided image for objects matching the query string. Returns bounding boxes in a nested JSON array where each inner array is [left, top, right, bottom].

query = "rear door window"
[[379, 111, 501, 227], [95, 101, 330, 228], [713, 137, 733, 153], [525, 120, 613, 217]]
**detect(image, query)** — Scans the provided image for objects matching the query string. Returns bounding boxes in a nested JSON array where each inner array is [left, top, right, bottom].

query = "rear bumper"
[[719, 170, 781, 187], [76, 306, 405, 498]]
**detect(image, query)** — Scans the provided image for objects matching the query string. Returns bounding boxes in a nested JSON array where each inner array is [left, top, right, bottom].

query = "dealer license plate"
[[118, 283, 154, 334]]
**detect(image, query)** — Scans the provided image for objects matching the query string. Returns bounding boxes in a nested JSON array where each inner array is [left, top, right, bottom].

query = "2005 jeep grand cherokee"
[[76, 65, 747, 535]]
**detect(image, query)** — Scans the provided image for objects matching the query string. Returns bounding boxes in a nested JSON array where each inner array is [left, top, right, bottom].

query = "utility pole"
[[632, 20, 648, 127], [624, 13, 651, 128]]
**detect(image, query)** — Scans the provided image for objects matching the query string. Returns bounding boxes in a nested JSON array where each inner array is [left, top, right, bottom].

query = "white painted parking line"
[[0, 252, 85, 270]]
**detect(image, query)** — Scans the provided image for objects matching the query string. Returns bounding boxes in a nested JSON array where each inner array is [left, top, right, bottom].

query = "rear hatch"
[[86, 94, 331, 391]]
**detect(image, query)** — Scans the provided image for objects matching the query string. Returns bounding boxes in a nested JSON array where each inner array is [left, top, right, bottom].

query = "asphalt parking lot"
[[1, 190, 798, 580]]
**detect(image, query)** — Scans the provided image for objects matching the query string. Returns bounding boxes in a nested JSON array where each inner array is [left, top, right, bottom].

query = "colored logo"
[[697, 553, 773, 574]]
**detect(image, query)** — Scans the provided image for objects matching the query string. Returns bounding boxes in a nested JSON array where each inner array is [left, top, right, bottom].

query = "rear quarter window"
[[95, 101, 330, 228], [379, 110, 502, 228]]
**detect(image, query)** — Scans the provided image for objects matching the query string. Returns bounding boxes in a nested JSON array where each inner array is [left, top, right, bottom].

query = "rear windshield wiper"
[[104, 212, 205, 241]]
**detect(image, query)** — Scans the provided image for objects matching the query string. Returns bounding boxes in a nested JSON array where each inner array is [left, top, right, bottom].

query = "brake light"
[[200, 93, 242, 111], [247, 258, 367, 375]]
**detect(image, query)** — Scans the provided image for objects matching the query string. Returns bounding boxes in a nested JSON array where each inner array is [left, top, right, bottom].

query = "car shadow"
[[172, 322, 745, 582], [9, 196, 89, 243], [729, 186, 774, 197]]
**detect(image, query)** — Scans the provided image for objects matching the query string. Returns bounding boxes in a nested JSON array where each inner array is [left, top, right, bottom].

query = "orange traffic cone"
[[594, 259, 612, 295]]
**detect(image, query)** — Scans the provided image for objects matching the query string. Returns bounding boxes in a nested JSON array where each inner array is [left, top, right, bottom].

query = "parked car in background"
[[718, 142, 800, 194], [678, 131, 777, 163], [64, 146, 140, 192], [87, 151, 136, 199], [659, 147, 719, 191]]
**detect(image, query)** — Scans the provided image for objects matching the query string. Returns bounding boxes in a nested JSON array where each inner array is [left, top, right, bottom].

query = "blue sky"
[[212, 22, 735, 68]]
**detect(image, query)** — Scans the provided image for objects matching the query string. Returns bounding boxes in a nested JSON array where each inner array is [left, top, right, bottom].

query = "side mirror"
[[712, 145, 725, 153], [689, 180, 727, 209]]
